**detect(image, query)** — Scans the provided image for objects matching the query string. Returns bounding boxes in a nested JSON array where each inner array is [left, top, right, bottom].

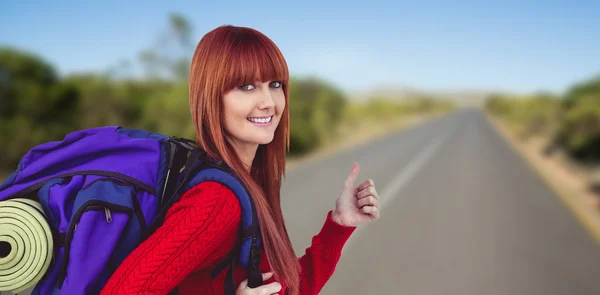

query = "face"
[[222, 80, 286, 152]]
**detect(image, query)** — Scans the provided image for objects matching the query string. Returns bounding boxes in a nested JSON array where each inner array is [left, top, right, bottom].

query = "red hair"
[[188, 25, 300, 294]]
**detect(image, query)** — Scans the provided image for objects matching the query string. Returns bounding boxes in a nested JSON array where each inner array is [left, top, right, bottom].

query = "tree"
[[0, 47, 80, 168], [138, 12, 194, 81]]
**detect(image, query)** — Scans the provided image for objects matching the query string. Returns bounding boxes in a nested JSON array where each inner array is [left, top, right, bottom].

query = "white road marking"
[[379, 134, 449, 207]]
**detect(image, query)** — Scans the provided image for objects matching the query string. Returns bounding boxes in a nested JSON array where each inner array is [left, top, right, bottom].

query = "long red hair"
[[188, 25, 300, 294]]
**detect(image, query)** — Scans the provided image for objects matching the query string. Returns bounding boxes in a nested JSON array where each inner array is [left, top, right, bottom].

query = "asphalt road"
[[281, 109, 600, 295]]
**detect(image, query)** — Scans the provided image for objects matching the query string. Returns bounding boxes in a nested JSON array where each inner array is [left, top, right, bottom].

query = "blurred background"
[[1, 1, 600, 294]]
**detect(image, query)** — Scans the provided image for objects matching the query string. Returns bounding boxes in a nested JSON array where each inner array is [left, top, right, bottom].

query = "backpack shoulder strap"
[[159, 149, 264, 294], [183, 157, 263, 284]]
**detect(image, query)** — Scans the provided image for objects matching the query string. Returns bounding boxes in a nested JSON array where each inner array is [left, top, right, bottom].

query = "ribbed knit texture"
[[99, 181, 356, 295]]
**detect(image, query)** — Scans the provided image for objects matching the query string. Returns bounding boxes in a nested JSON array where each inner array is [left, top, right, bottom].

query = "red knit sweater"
[[99, 181, 356, 295]]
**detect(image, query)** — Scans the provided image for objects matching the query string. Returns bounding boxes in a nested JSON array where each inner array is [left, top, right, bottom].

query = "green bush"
[[0, 47, 81, 168], [557, 95, 600, 160], [485, 93, 562, 139], [288, 76, 347, 154], [0, 45, 353, 169], [485, 76, 600, 161]]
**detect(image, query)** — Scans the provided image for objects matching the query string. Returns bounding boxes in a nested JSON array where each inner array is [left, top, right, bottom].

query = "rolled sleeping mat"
[[0, 198, 53, 294]]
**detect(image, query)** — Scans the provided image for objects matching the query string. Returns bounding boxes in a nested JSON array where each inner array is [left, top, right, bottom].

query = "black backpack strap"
[[246, 235, 263, 288], [140, 148, 205, 243], [160, 139, 190, 206], [211, 233, 262, 295]]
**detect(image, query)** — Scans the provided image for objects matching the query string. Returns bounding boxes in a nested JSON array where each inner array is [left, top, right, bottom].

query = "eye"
[[270, 81, 283, 88], [239, 84, 255, 91]]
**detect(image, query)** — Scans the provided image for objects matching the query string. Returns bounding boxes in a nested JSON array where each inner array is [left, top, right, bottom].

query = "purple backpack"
[[0, 126, 264, 295]]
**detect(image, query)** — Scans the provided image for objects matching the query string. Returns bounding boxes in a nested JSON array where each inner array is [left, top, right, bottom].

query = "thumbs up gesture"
[[331, 162, 381, 227]]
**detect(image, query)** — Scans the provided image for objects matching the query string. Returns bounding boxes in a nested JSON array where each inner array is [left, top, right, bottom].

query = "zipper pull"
[[105, 207, 112, 223]]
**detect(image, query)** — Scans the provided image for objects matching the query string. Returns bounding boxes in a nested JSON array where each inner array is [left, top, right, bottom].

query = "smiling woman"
[[99, 24, 382, 295]]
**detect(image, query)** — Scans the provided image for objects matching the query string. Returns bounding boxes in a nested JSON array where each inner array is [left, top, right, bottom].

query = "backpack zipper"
[[105, 207, 112, 223], [73, 178, 144, 233], [57, 201, 132, 288], [12, 170, 156, 199], [75, 206, 112, 231], [160, 140, 174, 205]]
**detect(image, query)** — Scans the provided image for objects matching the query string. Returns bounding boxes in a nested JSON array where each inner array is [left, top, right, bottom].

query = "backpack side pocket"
[[57, 177, 139, 295]]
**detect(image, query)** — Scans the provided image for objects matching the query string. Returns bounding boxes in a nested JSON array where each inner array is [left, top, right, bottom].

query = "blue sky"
[[1, 1, 599, 94]]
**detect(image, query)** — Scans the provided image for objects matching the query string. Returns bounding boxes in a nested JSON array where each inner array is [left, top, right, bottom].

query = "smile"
[[247, 116, 273, 124]]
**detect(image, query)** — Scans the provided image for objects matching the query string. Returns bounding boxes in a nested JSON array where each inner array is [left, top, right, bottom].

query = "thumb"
[[237, 278, 248, 291], [345, 162, 360, 188], [258, 281, 283, 294]]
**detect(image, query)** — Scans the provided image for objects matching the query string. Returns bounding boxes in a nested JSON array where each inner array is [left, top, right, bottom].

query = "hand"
[[331, 162, 381, 227], [236, 272, 282, 295]]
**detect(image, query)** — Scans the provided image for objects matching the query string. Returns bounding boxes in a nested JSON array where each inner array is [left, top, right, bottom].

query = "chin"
[[257, 138, 274, 145], [253, 134, 275, 145]]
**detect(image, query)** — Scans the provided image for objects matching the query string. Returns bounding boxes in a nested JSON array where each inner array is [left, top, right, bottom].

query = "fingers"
[[357, 195, 378, 208], [356, 185, 377, 200], [262, 272, 274, 280], [258, 281, 282, 295], [355, 182, 381, 220], [361, 205, 380, 218], [345, 162, 360, 188], [237, 278, 248, 291], [355, 178, 374, 193]]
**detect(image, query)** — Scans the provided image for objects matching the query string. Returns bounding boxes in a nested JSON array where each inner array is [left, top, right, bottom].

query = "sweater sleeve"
[[296, 210, 356, 295], [99, 181, 242, 295]]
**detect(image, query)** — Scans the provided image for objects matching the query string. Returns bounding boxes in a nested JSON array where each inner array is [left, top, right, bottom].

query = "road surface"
[[281, 109, 600, 295]]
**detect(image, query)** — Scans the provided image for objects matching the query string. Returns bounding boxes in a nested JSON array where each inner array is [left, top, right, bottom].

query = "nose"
[[258, 88, 276, 109]]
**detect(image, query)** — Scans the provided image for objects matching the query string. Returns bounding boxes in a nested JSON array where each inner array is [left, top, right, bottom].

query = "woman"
[[99, 24, 381, 295]]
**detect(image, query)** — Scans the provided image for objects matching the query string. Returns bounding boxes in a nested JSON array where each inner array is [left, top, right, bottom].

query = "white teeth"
[[248, 116, 272, 123]]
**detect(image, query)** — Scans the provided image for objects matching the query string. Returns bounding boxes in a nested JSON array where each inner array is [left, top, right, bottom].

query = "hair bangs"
[[222, 33, 289, 93]]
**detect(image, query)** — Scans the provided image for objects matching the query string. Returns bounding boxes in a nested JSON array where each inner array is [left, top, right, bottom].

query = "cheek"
[[275, 93, 286, 113], [222, 97, 249, 133], [225, 107, 249, 128]]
